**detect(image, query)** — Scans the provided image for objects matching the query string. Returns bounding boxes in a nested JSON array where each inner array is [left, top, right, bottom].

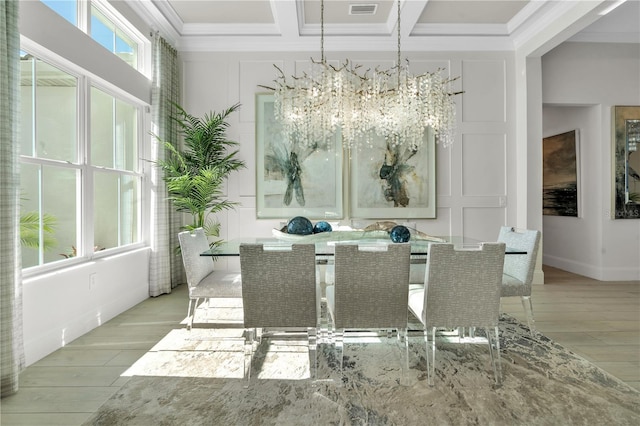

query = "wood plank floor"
[[1, 265, 638, 425]]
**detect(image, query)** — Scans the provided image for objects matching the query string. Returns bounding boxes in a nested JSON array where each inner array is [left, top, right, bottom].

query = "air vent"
[[349, 4, 378, 15]]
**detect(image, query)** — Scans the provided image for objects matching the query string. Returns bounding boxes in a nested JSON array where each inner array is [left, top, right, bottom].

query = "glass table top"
[[201, 234, 525, 257]]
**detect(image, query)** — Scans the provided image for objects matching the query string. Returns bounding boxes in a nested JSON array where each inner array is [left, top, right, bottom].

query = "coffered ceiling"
[[127, 0, 639, 53]]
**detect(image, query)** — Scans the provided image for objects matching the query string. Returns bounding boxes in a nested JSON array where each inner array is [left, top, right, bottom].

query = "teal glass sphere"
[[390, 225, 411, 243], [313, 221, 332, 234], [287, 216, 313, 235]]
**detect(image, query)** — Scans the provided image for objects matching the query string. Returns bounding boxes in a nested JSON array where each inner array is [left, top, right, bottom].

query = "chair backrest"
[[423, 243, 505, 328], [239, 243, 317, 328], [178, 228, 215, 290], [333, 243, 411, 329], [497, 227, 541, 288]]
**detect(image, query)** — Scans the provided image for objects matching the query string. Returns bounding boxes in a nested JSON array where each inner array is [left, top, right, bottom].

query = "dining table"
[[200, 231, 527, 260]]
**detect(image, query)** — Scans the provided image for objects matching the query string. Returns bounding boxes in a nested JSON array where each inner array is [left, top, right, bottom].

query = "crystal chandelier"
[[262, 0, 460, 151]]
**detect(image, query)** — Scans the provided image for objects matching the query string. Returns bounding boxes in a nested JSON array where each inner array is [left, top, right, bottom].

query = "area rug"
[[85, 313, 639, 425]]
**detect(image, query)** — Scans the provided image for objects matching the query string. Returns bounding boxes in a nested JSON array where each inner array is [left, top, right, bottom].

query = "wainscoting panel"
[[461, 59, 506, 123], [462, 133, 506, 196]]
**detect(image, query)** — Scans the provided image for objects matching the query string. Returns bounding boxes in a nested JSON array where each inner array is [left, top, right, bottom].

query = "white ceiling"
[[128, 0, 640, 53]]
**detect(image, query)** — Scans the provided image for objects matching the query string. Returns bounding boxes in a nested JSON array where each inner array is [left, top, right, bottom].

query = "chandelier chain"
[[397, 0, 401, 88], [321, 0, 324, 63]]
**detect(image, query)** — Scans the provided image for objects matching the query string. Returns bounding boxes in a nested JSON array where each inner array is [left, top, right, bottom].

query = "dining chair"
[[408, 242, 506, 386], [178, 228, 242, 330], [497, 226, 541, 337], [239, 243, 319, 386], [326, 243, 411, 385]]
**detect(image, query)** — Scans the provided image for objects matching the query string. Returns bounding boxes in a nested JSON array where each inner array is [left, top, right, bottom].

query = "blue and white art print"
[[349, 128, 436, 219], [255, 93, 343, 219]]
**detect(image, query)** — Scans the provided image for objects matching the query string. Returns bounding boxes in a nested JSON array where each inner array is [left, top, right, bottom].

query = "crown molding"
[[177, 35, 515, 53], [126, 0, 180, 46]]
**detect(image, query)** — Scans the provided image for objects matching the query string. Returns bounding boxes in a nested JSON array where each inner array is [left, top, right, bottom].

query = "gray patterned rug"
[[85, 314, 639, 425]]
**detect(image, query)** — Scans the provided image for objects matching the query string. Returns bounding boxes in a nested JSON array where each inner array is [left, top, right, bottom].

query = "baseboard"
[[543, 254, 640, 281]]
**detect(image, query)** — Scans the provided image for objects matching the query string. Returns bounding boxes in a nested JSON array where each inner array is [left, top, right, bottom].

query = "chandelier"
[[261, 0, 460, 151]]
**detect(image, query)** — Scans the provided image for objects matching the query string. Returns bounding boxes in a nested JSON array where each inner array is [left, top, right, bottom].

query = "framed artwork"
[[349, 128, 436, 219], [543, 130, 580, 217], [613, 105, 640, 219], [255, 93, 343, 219]]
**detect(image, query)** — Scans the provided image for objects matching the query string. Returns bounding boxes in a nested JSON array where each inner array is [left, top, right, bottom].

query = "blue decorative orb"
[[313, 221, 333, 234], [287, 216, 313, 235], [390, 225, 411, 243]]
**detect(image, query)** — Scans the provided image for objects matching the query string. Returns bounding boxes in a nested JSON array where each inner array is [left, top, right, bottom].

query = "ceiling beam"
[[274, 0, 300, 38]]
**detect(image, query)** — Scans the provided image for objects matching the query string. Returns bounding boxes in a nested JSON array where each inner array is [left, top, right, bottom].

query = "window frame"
[[90, 0, 149, 75]]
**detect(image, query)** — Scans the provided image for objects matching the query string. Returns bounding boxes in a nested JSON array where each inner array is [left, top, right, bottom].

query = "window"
[[20, 54, 80, 268], [90, 86, 141, 251], [19, 51, 144, 270], [91, 5, 138, 69], [39, 0, 144, 72]]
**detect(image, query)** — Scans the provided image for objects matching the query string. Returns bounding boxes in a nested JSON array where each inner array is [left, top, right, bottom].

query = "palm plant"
[[20, 211, 57, 250], [155, 103, 245, 243]]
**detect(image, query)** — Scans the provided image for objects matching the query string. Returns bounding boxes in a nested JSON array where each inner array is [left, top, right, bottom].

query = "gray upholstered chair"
[[408, 243, 506, 386], [498, 226, 541, 336], [239, 243, 319, 386], [178, 229, 242, 330], [326, 243, 411, 385]]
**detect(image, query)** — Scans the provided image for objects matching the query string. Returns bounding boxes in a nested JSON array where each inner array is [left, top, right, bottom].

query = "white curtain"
[[1, 0, 24, 397], [148, 33, 184, 297]]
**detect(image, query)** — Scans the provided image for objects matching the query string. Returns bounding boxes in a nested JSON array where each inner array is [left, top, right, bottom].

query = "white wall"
[[542, 42, 640, 280], [22, 248, 150, 365], [179, 50, 521, 273]]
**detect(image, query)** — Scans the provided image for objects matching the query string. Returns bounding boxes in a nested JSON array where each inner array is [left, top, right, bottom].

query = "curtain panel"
[[149, 34, 184, 297], [1, 0, 24, 397]]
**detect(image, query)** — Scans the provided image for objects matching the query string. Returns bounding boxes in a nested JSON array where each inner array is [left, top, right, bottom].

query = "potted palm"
[[155, 103, 245, 245], [20, 211, 56, 250]]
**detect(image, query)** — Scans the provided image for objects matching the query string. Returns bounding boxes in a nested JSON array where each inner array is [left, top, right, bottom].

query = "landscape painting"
[[543, 130, 579, 217]]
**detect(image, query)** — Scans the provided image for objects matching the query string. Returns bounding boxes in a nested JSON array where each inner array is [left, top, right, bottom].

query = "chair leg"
[[521, 296, 536, 337], [486, 326, 503, 386], [308, 327, 317, 383], [243, 328, 255, 388], [324, 306, 333, 345], [334, 329, 345, 375], [425, 327, 436, 386], [186, 298, 199, 330], [205, 297, 212, 321], [397, 328, 410, 386]]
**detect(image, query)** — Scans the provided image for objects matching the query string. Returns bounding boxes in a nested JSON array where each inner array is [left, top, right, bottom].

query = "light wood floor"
[[1, 265, 638, 425]]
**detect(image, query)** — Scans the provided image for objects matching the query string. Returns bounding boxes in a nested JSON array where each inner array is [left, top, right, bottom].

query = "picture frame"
[[613, 105, 640, 219], [255, 93, 344, 219], [543, 129, 580, 217], [349, 128, 436, 219]]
